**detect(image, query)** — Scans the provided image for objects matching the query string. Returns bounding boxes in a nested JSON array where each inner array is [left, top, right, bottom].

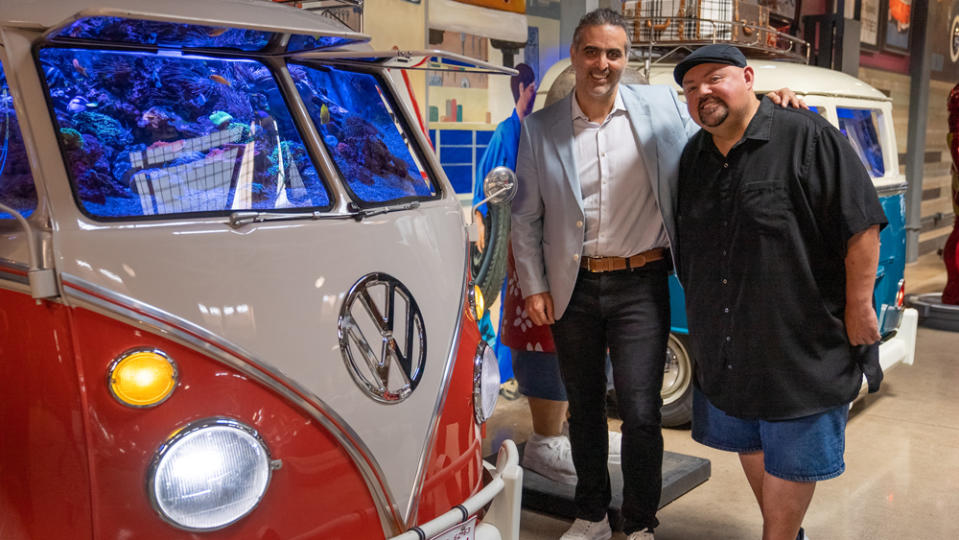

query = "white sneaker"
[[521, 433, 577, 485], [560, 517, 613, 540], [561, 422, 622, 460], [626, 528, 655, 540]]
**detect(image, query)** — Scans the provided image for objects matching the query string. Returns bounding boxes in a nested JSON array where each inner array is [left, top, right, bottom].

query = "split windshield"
[[35, 36, 437, 219], [0, 62, 37, 219], [291, 63, 436, 205], [38, 47, 329, 218]]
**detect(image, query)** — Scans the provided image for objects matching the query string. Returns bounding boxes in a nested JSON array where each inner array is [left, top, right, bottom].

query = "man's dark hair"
[[510, 63, 536, 102], [571, 8, 631, 52]]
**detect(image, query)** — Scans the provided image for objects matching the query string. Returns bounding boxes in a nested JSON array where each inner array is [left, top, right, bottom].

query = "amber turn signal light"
[[108, 349, 178, 407]]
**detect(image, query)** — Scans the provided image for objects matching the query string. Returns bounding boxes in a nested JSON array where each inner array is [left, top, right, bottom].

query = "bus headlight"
[[473, 341, 500, 423], [148, 418, 274, 531]]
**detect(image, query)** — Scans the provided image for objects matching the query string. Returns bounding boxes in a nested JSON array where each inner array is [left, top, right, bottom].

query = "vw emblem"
[[338, 273, 426, 403]]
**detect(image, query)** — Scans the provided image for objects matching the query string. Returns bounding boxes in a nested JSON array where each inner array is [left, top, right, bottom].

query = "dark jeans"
[[551, 261, 669, 533]]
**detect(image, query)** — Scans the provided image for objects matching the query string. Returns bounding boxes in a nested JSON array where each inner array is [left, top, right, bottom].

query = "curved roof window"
[[48, 16, 369, 53], [286, 34, 366, 53], [49, 17, 273, 51]]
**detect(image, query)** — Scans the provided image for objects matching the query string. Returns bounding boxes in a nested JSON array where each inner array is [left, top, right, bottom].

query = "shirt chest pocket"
[[737, 180, 791, 234]]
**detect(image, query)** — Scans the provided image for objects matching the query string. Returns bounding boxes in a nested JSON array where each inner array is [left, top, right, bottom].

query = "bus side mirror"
[[471, 166, 517, 216]]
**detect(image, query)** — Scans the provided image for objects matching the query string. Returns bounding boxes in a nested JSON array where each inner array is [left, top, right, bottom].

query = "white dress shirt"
[[572, 92, 669, 258]]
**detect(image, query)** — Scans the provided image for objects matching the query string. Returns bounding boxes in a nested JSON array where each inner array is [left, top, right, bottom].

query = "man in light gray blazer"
[[511, 10, 696, 540], [511, 8, 798, 540]]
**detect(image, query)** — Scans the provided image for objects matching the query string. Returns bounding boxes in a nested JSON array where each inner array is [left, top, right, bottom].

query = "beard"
[[698, 96, 729, 128]]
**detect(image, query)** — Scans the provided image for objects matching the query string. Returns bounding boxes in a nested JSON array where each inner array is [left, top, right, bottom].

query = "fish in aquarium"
[[67, 96, 98, 113], [72, 58, 88, 77], [320, 103, 330, 125], [209, 74, 231, 87]]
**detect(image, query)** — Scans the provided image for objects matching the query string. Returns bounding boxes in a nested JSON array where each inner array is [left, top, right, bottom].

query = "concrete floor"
[[483, 252, 959, 539]]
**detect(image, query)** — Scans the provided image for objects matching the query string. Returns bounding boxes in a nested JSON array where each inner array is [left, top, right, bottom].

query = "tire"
[[661, 333, 694, 427], [470, 201, 510, 311]]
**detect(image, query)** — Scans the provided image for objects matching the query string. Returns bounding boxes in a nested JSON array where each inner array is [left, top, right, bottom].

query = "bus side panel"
[[66, 306, 386, 539], [415, 305, 484, 524], [876, 191, 907, 333], [0, 289, 92, 540], [668, 274, 688, 334]]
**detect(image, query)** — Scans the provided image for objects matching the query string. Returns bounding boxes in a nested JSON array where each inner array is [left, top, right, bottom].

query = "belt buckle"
[[585, 256, 601, 272]]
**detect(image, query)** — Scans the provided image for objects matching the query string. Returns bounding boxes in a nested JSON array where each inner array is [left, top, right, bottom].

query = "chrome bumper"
[[859, 307, 918, 395], [389, 439, 523, 540]]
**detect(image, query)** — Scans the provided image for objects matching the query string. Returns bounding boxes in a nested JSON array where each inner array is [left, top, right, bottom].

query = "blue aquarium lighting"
[[0, 63, 38, 220], [286, 34, 368, 53], [49, 17, 272, 51], [38, 47, 330, 219], [291, 63, 437, 205]]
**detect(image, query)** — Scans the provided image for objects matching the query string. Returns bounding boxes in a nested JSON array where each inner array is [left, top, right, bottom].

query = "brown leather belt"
[[580, 247, 667, 273]]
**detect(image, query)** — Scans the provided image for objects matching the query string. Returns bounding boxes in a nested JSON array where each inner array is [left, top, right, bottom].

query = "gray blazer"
[[511, 84, 699, 319]]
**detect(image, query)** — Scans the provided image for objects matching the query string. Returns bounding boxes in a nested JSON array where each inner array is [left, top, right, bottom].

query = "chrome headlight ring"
[[147, 417, 277, 532], [473, 341, 500, 424]]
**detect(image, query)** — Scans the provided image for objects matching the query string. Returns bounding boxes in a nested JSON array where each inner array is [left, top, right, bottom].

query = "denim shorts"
[[691, 388, 848, 482], [511, 349, 567, 401]]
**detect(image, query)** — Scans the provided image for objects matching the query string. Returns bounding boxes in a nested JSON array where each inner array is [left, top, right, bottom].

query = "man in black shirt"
[[673, 45, 887, 540]]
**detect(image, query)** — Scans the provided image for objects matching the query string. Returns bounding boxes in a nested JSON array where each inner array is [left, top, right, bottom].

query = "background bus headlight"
[[473, 342, 500, 423], [148, 418, 273, 531]]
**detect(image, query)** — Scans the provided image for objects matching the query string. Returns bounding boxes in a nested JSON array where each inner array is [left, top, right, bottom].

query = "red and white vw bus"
[[0, 1, 521, 538]]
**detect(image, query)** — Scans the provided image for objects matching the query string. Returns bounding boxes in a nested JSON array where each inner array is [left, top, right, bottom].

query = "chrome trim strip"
[[403, 246, 471, 528], [0, 258, 31, 287], [876, 181, 908, 196], [60, 274, 403, 538], [389, 440, 520, 540], [472, 341, 487, 424]]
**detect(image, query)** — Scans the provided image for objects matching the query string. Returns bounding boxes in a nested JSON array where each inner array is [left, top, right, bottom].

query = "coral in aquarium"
[[68, 134, 129, 206], [209, 110, 233, 128], [72, 111, 133, 149], [59, 128, 85, 151], [336, 116, 411, 186]]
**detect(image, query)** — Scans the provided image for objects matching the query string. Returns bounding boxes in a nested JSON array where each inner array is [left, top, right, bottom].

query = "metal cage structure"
[[622, 0, 809, 65]]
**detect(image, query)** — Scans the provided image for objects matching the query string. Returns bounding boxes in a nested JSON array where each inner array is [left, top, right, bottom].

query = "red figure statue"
[[943, 84, 959, 304]]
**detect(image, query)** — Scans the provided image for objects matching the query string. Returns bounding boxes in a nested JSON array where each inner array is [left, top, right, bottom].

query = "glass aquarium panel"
[[37, 47, 329, 219], [291, 63, 437, 205], [286, 34, 367, 52], [837, 107, 885, 178], [0, 62, 38, 219], [50, 17, 272, 51]]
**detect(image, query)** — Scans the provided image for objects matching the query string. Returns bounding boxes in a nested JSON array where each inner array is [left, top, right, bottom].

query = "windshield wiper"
[[346, 201, 420, 219], [228, 201, 421, 228]]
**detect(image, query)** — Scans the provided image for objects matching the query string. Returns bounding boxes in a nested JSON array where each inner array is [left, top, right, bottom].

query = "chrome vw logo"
[[338, 273, 426, 403]]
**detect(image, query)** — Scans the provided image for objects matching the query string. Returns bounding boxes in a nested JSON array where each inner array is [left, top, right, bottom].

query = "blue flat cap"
[[673, 44, 747, 85]]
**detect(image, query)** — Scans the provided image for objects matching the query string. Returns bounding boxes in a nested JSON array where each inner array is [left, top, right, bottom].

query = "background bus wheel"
[[661, 333, 693, 427]]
